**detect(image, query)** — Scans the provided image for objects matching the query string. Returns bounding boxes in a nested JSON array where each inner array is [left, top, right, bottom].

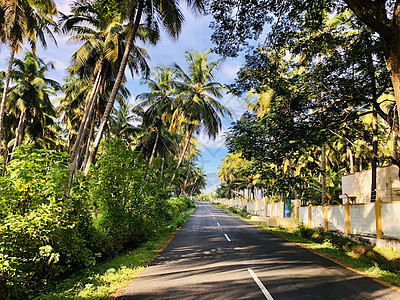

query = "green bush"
[[87, 140, 186, 252], [90, 141, 154, 250], [0, 146, 95, 299], [295, 224, 314, 239], [0, 141, 196, 299]]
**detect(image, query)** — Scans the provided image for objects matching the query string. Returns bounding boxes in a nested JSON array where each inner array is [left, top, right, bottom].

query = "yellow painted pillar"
[[296, 205, 299, 221], [264, 197, 268, 217], [271, 202, 274, 218], [308, 205, 312, 229], [345, 202, 351, 235], [375, 198, 383, 239], [324, 205, 329, 231]]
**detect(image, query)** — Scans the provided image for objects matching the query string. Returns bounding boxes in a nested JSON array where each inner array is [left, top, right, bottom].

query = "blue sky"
[[0, 0, 248, 174]]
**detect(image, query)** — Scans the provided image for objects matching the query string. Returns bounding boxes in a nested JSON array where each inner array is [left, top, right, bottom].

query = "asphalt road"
[[117, 201, 400, 299]]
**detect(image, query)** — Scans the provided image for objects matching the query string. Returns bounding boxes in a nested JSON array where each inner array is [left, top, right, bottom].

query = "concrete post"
[[308, 205, 312, 229]]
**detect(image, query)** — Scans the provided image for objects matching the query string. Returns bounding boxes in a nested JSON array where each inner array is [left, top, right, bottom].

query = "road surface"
[[117, 201, 400, 299]]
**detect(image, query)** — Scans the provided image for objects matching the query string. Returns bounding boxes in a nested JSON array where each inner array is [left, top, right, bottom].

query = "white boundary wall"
[[311, 206, 324, 228], [298, 202, 400, 239], [350, 203, 376, 235], [299, 207, 309, 227], [328, 206, 346, 232], [214, 198, 400, 240], [382, 203, 400, 238]]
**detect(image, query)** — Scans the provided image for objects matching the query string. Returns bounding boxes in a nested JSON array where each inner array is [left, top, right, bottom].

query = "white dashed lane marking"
[[247, 268, 274, 300]]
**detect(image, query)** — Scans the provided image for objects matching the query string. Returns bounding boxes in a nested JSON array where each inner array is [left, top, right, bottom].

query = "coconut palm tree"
[[60, 0, 151, 177], [136, 66, 177, 165], [170, 50, 231, 169], [56, 75, 91, 152], [0, 0, 57, 152], [7, 51, 60, 159], [108, 98, 139, 145], [84, 0, 206, 174]]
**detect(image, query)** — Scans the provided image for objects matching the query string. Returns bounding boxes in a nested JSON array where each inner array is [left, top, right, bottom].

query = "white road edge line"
[[247, 268, 274, 300], [224, 234, 231, 242], [217, 223, 221, 226]]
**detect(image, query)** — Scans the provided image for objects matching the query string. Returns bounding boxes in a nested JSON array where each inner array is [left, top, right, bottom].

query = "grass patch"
[[258, 224, 400, 286], [211, 201, 400, 287], [36, 207, 196, 300], [211, 202, 250, 219]]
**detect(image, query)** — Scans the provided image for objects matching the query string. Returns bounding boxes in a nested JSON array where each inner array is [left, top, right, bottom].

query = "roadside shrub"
[[295, 224, 314, 239], [87, 140, 180, 253], [0, 146, 95, 299], [227, 206, 238, 214], [0, 141, 196, 299], [239, 207, 250, 218], [226, 206, 249, 218]]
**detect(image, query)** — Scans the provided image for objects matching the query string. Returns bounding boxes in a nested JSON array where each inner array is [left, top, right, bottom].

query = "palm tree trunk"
[[171, 131, 192, 182], [84, 1, 144, 175], [148, 125, 161, 166], [183, 168, 190, 195], [81, 112, 96, 171], [67, 130, 72, 153], [0, 49, 15, 151], [321, 143, 327, 205], [176, 131, 192, 169], [347, 143, 354, 173], [69, 68, 102, 178], [2, 146, 9, 176], [160, 158, 165, 177], [10, 110, 26, 159], [394, 130, 398, 160]]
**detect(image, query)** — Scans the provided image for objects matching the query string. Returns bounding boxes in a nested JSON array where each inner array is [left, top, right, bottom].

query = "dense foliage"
[[212, 2, 400, 205], [0, 1, 226, 299], [0, 144, 195, 299]]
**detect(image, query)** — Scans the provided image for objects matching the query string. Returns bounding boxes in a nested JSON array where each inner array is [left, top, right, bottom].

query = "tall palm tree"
[[108, 98, 139, 145], [170, 50, 231, 169], [60, 0, 151, 177], [56, 75, 91, 152], [84, 0, 206, 174], [0, 0, 57, 152], [136, 66, 176, 165], [7, 51, 59, 159]]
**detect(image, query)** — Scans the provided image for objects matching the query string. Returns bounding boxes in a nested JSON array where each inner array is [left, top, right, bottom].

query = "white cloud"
[[218, 58, 242, 82]]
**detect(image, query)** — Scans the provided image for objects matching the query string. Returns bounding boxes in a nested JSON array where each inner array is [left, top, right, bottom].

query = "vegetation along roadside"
[[36, 205, 196, 300], [211, 202, 400, 289]]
